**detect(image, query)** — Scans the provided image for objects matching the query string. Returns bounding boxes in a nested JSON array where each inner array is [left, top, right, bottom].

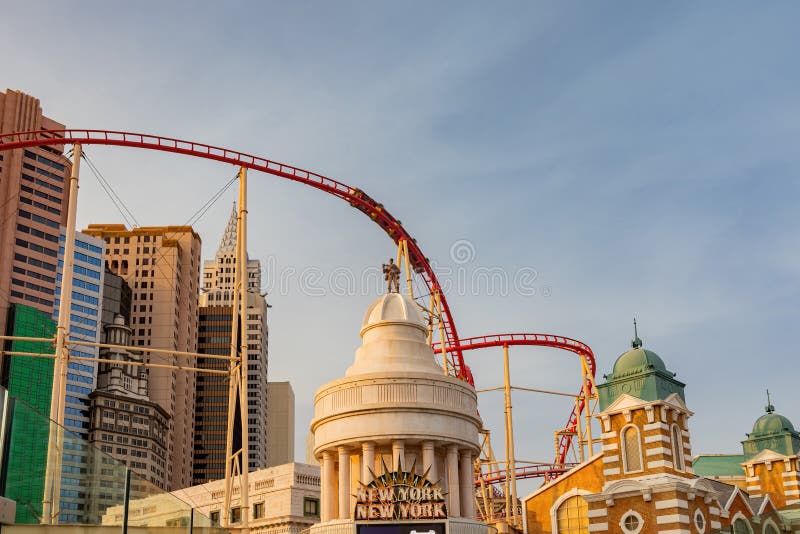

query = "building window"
[[253, 501, 264, 519], [693, 509, 705, 533], [230, 507, 241, 524], [732, 518, 751, 534], [671, 424, 684, 471], [555, 495, 587, 534], [763, 525, 779, 534], [304, 498, 320, 517], [209, 511, 220, 524], [620, 510, 643, 534], [621, 425, 643, 472]]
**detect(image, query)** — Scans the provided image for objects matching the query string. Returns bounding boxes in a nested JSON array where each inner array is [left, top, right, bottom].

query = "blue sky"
[[2, 2, 799, 491]]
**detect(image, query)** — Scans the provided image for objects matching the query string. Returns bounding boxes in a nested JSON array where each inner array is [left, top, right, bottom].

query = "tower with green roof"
[[739, 392, 800, 508], [742, 394, 800, 461], [597, 321, 686, 410]]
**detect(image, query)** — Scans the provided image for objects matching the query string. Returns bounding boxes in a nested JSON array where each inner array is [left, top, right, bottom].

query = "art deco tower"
[[193, 205, 269, 484]]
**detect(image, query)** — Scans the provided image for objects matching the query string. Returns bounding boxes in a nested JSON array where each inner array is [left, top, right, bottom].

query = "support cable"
[[82, 151, 140, 228]]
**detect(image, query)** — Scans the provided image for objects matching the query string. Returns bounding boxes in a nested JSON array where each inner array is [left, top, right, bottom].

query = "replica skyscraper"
[[193, 204, 269, 484]]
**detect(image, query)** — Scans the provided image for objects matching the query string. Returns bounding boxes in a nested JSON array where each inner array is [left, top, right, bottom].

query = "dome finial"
[[631, 318, 643, 348], [766, 389, 775, 414]]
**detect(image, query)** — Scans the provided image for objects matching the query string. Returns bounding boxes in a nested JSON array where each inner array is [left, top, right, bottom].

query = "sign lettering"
[[354, 466, 447, 521]]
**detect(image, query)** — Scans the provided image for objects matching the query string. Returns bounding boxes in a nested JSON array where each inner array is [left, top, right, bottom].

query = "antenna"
[[631, 318, 643, 349], [766, 389, 775, 414]]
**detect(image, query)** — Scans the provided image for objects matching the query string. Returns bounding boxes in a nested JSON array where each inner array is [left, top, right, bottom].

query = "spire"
[[631, 318, 643, 348], [218, 202, 238, 255], [766, 389, 775, 414]]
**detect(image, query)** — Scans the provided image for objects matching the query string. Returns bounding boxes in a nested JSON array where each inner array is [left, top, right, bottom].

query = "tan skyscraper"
[[194, 205, 269, 483], [0, 89, 71, 336], [82, 224, 201, 490], [266, 381, 295, 467]]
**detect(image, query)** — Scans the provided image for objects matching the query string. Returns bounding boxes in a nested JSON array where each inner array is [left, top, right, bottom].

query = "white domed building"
[[309, 291, 489, 534]]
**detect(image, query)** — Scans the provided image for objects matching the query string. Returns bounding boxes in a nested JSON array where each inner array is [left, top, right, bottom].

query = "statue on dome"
[[383, 258, 401, 293]]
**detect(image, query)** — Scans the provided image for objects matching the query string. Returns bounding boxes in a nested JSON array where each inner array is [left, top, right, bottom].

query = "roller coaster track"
[[433, 334, 596, 468], [478, 463, 579, 485], [0, 129, 594, 467]]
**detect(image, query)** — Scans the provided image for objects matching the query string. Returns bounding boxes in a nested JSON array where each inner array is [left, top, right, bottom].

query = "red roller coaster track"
[[434, 333, 596, 471], [0, 129, 594, 466]]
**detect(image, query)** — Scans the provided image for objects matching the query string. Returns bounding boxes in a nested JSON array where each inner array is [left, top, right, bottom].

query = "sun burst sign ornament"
[[355, 460, 447, 521]]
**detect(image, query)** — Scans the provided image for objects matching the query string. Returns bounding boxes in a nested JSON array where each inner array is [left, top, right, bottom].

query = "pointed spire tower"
[[218, 202, 238, 256], [195, 201, 270, 482]]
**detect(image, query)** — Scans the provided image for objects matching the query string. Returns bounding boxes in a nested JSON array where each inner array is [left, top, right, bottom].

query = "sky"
[[2, 1, 799, 495]]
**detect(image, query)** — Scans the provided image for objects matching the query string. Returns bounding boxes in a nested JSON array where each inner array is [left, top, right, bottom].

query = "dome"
[[612, 347, 667, 378], [347, 292, 441, 377], [361, 292, 426, 336], [752, 412, 795, 437]]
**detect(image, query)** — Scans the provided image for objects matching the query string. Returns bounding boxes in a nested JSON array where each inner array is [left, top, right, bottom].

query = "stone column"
[[338, 446, 351, 519], [446, 445, 461, 517], [362, 442, 375, 484], [393, 440, 405, 472], [321, 450, 335, 521], [422, 441, 437, 482], [460, 450, 475, 519]]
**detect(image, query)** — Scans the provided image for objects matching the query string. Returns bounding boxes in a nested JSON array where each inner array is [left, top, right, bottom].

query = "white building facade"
[[309, 291, 489, 534], [172, 462, 321, 534]]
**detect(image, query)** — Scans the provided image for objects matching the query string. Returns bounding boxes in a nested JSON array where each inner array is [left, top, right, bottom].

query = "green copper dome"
[[742, 396, 800, 460], [751, 412, 795, 437], [612, 347, 667, 378], [597, 322, 686, 410]]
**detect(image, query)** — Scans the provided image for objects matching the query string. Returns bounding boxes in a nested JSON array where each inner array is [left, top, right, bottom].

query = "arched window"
[[763, 524, 779, 534], [621, 426, 643, 472], [555, 495, 588, 534], [732, 518, 751, 534], [671, 424, 684, 471]]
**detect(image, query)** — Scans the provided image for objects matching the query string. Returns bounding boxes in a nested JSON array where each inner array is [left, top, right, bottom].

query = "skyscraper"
[[54, 230, 106, 440], [194, 205, 268, 483], [81, 224, 201, 491], [0, 89, 89, 523], [1, 304, 56, 524], [53, 230, 105, 522], [0, 89, 71, 351]]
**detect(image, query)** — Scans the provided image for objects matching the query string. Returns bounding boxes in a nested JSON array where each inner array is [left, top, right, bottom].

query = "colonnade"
[[319, 440, 475, 522]]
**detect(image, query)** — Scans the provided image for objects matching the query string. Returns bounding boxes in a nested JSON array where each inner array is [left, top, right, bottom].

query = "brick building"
[[522, 331, 800, 534]]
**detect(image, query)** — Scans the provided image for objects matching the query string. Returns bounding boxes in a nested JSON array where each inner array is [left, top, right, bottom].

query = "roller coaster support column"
[[43, 143, 82, 524], [582, 359, 595, 458], [223, 167, 251, 531], [237, 167, 251, 531], [574, 397, 584, 463], [396, 239, 414, 300], [502, 344, 518, 527]]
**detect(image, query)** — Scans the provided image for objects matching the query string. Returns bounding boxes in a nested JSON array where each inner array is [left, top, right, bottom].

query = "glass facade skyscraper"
[[54, 230, 106, 440]]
